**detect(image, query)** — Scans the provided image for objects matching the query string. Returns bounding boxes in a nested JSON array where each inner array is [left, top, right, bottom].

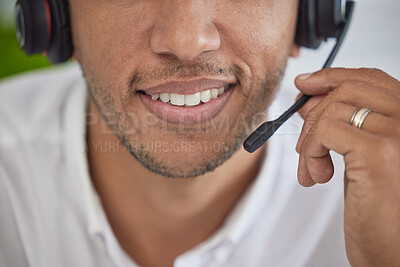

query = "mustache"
[[128, 59, 247, 90]]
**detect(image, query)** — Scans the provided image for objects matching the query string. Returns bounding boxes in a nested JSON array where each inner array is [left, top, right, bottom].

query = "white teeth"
[[210, 89, 218, 99], [150, 86, 230, 107], [170, 93, 185, 106], [185, 92, 201, 106], [218, 87, 225, 96], [200, 90, 211, 103], [160, 93, 170, 103]]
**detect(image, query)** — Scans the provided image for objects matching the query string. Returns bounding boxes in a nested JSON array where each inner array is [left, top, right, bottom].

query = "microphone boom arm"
[[243, 1, 355, 153]]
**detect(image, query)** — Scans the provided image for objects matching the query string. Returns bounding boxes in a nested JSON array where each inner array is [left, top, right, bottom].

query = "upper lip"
[[138, 78, 236, 95]]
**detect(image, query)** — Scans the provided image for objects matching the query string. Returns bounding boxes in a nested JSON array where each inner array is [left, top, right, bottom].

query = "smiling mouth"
[[138, 84, 234, 108]]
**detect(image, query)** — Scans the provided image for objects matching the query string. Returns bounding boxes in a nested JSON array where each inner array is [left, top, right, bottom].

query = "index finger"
[[295, 68, 400, 96]]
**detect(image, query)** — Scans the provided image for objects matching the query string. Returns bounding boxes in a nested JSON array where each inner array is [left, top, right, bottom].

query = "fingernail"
[[295, 138, 302, 154], [295, 143, 300, 154], [297, 73, 312, 80]]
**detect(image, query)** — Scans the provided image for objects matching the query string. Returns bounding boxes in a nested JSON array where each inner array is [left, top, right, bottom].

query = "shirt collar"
[[79, 96, 104, 237], [64, 74, 103, 238]]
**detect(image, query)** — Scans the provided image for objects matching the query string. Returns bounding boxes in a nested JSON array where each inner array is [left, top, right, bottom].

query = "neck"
[[87, 98, 266, 267]]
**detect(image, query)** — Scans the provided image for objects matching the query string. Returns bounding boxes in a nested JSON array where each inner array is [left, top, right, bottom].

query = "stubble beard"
[[83, 59, 287, 178]]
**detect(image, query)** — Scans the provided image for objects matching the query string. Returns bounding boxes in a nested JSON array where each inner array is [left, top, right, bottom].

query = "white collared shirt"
[[0, 64, 350, 267]]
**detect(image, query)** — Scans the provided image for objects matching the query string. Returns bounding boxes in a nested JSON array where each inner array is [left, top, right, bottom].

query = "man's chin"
[[123, 138, 243, 178]]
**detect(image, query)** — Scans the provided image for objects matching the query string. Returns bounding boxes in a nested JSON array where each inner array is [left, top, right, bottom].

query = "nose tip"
[[150, 11, 221, 61], [151, 27, 221, 60]]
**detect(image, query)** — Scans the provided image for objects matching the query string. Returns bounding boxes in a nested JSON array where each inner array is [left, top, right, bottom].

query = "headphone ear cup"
[[15, 0, 50, 55], [295, 0, 322, 49], [317, 0, 344, 39], [47, 0, 73, 64]]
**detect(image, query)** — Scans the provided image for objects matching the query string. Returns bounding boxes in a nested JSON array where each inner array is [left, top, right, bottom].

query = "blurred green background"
[[0, 0, 51, 80]]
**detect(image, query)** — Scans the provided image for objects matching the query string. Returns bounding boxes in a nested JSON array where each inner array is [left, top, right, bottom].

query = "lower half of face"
[[73, 0, 297, 178]]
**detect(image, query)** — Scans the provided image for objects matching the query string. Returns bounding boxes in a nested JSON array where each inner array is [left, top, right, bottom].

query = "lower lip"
[[140, 87, 234, 124]]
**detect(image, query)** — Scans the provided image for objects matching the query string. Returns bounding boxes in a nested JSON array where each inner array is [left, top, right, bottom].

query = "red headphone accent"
[[43, 0, 52, 54]]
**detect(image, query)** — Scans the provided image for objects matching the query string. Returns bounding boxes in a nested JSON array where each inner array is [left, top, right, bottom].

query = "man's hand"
[[295, 68, 400, 267]]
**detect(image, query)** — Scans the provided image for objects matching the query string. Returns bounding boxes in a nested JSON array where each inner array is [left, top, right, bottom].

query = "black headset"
[[15, 0, 349, 64]]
